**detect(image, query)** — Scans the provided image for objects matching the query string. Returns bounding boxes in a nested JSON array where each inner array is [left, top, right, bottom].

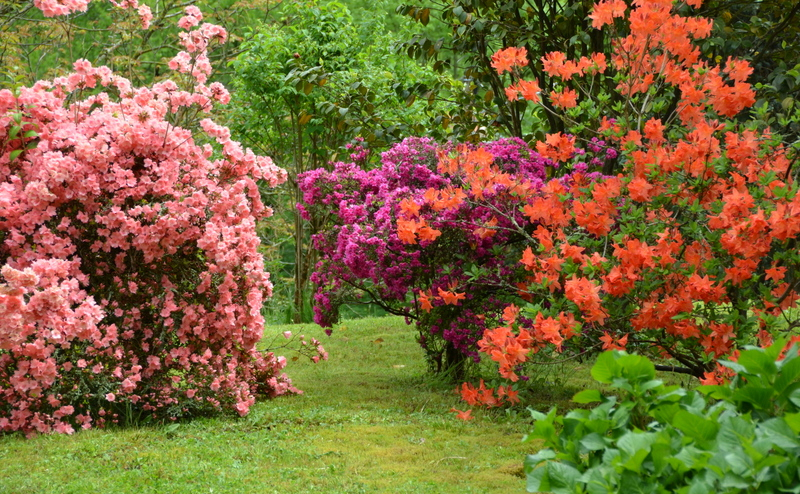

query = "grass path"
[[0, 317, 534, 493]]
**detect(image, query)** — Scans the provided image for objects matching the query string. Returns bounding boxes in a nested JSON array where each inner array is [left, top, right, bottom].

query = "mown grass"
[[0, 316, 550, 493]]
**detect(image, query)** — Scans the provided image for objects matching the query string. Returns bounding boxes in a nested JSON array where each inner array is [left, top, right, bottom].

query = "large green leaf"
[[732, 384, 775, 410], [774, 357, 800, 394], [526, 462, 582, 494], [736, 349, 778, 379], [573, 389, 604, 404], [592, 351, 618, 384], [673, 411, 719, 442], [580, 433, 608, 452], [617, 354, 656, 383]]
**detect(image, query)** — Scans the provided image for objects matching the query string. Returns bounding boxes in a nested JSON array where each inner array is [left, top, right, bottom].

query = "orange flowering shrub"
[[406, 0, 800, 411]]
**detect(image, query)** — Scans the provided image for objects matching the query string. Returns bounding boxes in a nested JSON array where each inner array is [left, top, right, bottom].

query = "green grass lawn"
[[0, 316, 541, 493]]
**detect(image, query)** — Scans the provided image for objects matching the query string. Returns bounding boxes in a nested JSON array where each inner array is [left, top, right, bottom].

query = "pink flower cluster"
[[34, 0, 152, 30], [33, 0, 91, 17], [169, 8, 228, 85], [0, 9, 294, 436]]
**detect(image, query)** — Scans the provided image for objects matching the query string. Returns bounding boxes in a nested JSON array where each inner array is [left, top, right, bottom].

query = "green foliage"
[[396, 0, 604, 142], [525, 345, 800, 493], [229, 0, 450, 164], [230, 0, 455, 322]]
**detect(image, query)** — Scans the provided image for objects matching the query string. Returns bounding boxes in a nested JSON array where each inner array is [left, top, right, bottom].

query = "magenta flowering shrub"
[[0, 5, 305, 436], [301, 136, 613, 372]]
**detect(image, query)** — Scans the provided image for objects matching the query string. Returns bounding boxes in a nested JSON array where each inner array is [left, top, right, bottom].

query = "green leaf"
[[545, 462, 582, 494], [619, 470, 657, 493], [580, 433, 607, 452], [617, 353, 656, 382], [528, 408, 548, 421], [789, 388, 800, 408], [673, 410, 719, 442], [696, 385, 732, 400], [784, 412, 800, 434], [674, 445, 711, 470], [527, 461, 581, 494], [736, 349, 777, 377], [525, 449, 557, 466], [581, 467, 615, 494], [686, 477, 712, 494], [592, 351, 617, 384], [9, 149, 23, 161], [716, 415, 754, 451], [621, 448, 650, 474], [775, 355, 800, 394], [649, 440, 672, 474], [718, 360, 747, 375], [651, 403, 679, 424], [761, 418, 800, 449], [723, 451, 752, 475], [732, 384, 775, 409], [573, 389, 603, 404], [526, 463, 548, 493]]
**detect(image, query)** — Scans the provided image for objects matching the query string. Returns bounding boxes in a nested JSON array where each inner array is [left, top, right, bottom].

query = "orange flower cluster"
[[459, 380, 519, 408], [477, 305, 577, 381], [490, 46, 528, 74], [505, 79, 541, 103], [417, 287, 466, 312], [396, 217, 442, 244], [437, 0, 800, 412], [535, 133, 576, 163], [541, 52, 608, 81]]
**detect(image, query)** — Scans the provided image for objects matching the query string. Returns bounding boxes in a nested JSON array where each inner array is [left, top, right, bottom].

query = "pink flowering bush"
[[0, 5, 313, 436]]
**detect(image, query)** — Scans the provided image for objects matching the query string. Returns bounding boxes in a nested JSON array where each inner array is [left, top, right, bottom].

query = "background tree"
[[395, 0, 607, 143], [229, 0, 456, 322]]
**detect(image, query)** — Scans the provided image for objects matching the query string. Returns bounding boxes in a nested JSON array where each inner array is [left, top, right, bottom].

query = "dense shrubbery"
[[0, 2, 327, 436], [389, 0, 800, 407], [300, 134, 618, 374], [525, 344, 800, 493]]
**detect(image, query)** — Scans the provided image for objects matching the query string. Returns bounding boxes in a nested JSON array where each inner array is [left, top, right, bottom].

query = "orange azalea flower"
[[418, 289, 434, 312], [396, 218, 418, 244], [473, 216, 498, 239], [541, 51, 567, 77], [589, 0, 627, 29], [491, 47, 528, 74], [505, 85, 520, 102], [520, 246, 537, 270], [628, 177, 654, 202], [459, 383, 479, 406], [450, 408, 474, 421], [517, 79, 541, 102], [549, 88, 578, 109], [535, 133, 575, 163], [643, 118, 665, 143], [417, 225, 442, 243], [765, 266, 787, 282], [399, 197, 421, 218], [438, 288, 466, 305], [502, 304, 520, 324], [600, 332, 628, 350]]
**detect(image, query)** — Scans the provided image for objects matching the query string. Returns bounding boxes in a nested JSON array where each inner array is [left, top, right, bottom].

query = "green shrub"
[[525, 343, 800, 493]]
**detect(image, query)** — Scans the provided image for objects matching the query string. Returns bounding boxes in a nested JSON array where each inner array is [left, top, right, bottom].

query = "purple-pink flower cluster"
[[301, 137, 551, 368]]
